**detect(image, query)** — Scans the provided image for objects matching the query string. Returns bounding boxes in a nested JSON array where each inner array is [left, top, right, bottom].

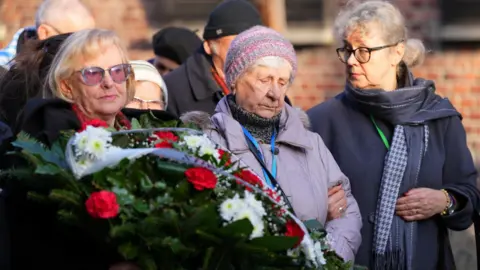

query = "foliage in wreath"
[[3, 113, 355, 270]]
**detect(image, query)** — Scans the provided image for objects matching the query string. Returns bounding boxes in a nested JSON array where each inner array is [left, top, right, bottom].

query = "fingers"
[[397, 212, 424, 222], [396, 209, 420, 217], [328, 185, 342, 196], [395, 201, 420, 212], [328, 197, 347, 220]]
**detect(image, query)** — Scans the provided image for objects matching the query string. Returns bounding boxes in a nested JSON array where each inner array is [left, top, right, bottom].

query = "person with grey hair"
[[307, 1, 479, 269], [182, 25, 362, 263], [35, 0, 95, 40]]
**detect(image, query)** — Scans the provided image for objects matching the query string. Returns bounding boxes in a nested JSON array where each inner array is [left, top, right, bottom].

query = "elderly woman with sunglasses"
[[182, 25, 362, 262], [8, 29, 143, 270], [307, 1, 479, 269], [17, 29, 135, 146]]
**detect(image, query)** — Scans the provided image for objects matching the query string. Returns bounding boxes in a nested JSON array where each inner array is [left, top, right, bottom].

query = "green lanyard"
[[369, 115, 390, 150]]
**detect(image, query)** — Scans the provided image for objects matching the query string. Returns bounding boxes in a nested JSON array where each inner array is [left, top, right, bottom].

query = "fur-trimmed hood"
[[180, 105, 311, 131]]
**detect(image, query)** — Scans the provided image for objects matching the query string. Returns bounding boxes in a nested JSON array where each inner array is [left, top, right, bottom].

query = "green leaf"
[[219, 218, 253, 239], [26, 191, 49, 203], [138, 255, 157, 270], [0, 167, 34, 180], [155, 193, 173, 206], [172, 180, 190, 200], [195, 230, 223, 244], [161, 208, 179, 223], [112, 134, 131, 148], [118, 242, 139, 260], [110, 223, 136, 238], [57, 209, 79, 224], [139, 172, 153, 191], [156, 161, 187, 179], [112, 187, 134, 206], [133, 200, 150, 214], [183, 204, 219, 234], [12, 132, 65, 167], [161, 237, 189, 254], [303, 219, 325, 232], [131, 118, 142, 130], [49, 189, 82, 206], [249, 236, 298, 251], [153, 181, 166, 189], [35, 164, 63, 175]]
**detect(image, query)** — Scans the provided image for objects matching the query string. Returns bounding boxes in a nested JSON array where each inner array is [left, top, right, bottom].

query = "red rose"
[[154, 132, 178, 148], [285, 219, 305, 248], [85, 191, 119, 219], [235, 170, 263, 191], [218, 149, 232, 166], [79, 119, 109, 131], [185, 167, 217, 191]]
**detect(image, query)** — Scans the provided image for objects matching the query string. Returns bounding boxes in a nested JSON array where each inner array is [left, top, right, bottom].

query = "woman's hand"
[[327, 184, 347, 221], [396, 188, 448, 221]]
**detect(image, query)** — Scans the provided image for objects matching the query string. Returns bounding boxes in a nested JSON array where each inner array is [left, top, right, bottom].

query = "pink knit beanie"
[[224, 25, 297, 88]]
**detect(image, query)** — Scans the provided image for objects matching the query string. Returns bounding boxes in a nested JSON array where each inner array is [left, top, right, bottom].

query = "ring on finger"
[[338, 206, 345, 214]]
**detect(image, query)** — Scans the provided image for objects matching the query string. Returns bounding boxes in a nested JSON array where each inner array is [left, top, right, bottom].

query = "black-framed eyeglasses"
[[336, 40, 404, 64], [76, 64, 132, 86]]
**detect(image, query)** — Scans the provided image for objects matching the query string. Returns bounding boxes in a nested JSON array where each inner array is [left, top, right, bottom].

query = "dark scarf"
[[226, 95, 280, 143], [345, 70, 460, 270]]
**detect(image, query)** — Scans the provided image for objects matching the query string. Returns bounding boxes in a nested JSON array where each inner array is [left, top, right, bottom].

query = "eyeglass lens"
[[80, 64, 130, 86], [338, 48, 371, 63]]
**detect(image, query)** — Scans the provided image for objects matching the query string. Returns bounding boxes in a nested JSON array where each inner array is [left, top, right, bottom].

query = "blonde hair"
[[334, 0, 425, 68], [45, 28, 135, 103]]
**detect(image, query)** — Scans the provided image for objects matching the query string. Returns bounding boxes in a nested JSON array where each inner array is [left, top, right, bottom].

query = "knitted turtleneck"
[[227, 95, 281, 143]]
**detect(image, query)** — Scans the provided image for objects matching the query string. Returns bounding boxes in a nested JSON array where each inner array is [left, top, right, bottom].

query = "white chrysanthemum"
[[182, 135, 203, 150], [183, 135, 220, 159], [302, 239, 317, 263], [234, 208, 264, 239], [219, 195, 244, 221], [73, 133, 89, 156], [199, 144, 219, 159], [314, 241, 326, 265], [244, 191, 266, 217], [73, 126, 113, 160], [84, 138, 109, 160]]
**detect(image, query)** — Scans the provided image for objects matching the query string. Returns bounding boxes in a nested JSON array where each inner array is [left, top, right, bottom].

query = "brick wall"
[[0, 0, 478, 164]]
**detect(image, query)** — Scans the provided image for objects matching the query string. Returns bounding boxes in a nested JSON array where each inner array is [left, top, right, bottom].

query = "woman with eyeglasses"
[[127, 60, 168, 111], [307, 1, 479, 269], [8, 29, 141, 270]]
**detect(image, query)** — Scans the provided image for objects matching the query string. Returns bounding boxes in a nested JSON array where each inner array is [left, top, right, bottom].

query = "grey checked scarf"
[[345, 68, 460, 270]]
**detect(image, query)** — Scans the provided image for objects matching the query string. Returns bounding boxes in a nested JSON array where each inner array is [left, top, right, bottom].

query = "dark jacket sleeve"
[[17, 98, 81, 146], [164, 68, 182, 118], [441, 116, 479, 230]]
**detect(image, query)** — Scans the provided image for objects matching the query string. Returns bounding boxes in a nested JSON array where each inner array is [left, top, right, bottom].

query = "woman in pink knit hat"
[[181, 25, 362, 263]]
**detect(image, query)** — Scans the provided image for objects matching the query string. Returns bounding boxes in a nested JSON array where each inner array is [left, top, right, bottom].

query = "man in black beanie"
[[163, 0, 264, 117], [151, 27, 202, 75]]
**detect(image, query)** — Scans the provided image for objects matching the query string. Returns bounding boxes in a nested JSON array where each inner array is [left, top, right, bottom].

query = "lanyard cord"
[[242, 127, 277, 188], [369, 114, 390, 150], [242, 127, 297, 214]]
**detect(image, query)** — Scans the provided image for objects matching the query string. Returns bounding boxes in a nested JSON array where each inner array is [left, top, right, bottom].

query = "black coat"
[[307, 93, 479, 270], [2, 98, 178, 270], [164, 48, 291, 118]]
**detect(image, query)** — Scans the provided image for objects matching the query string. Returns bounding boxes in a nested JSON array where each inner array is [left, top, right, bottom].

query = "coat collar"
[[211, 97, 313, 152], [185, 49, 224, 101]]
